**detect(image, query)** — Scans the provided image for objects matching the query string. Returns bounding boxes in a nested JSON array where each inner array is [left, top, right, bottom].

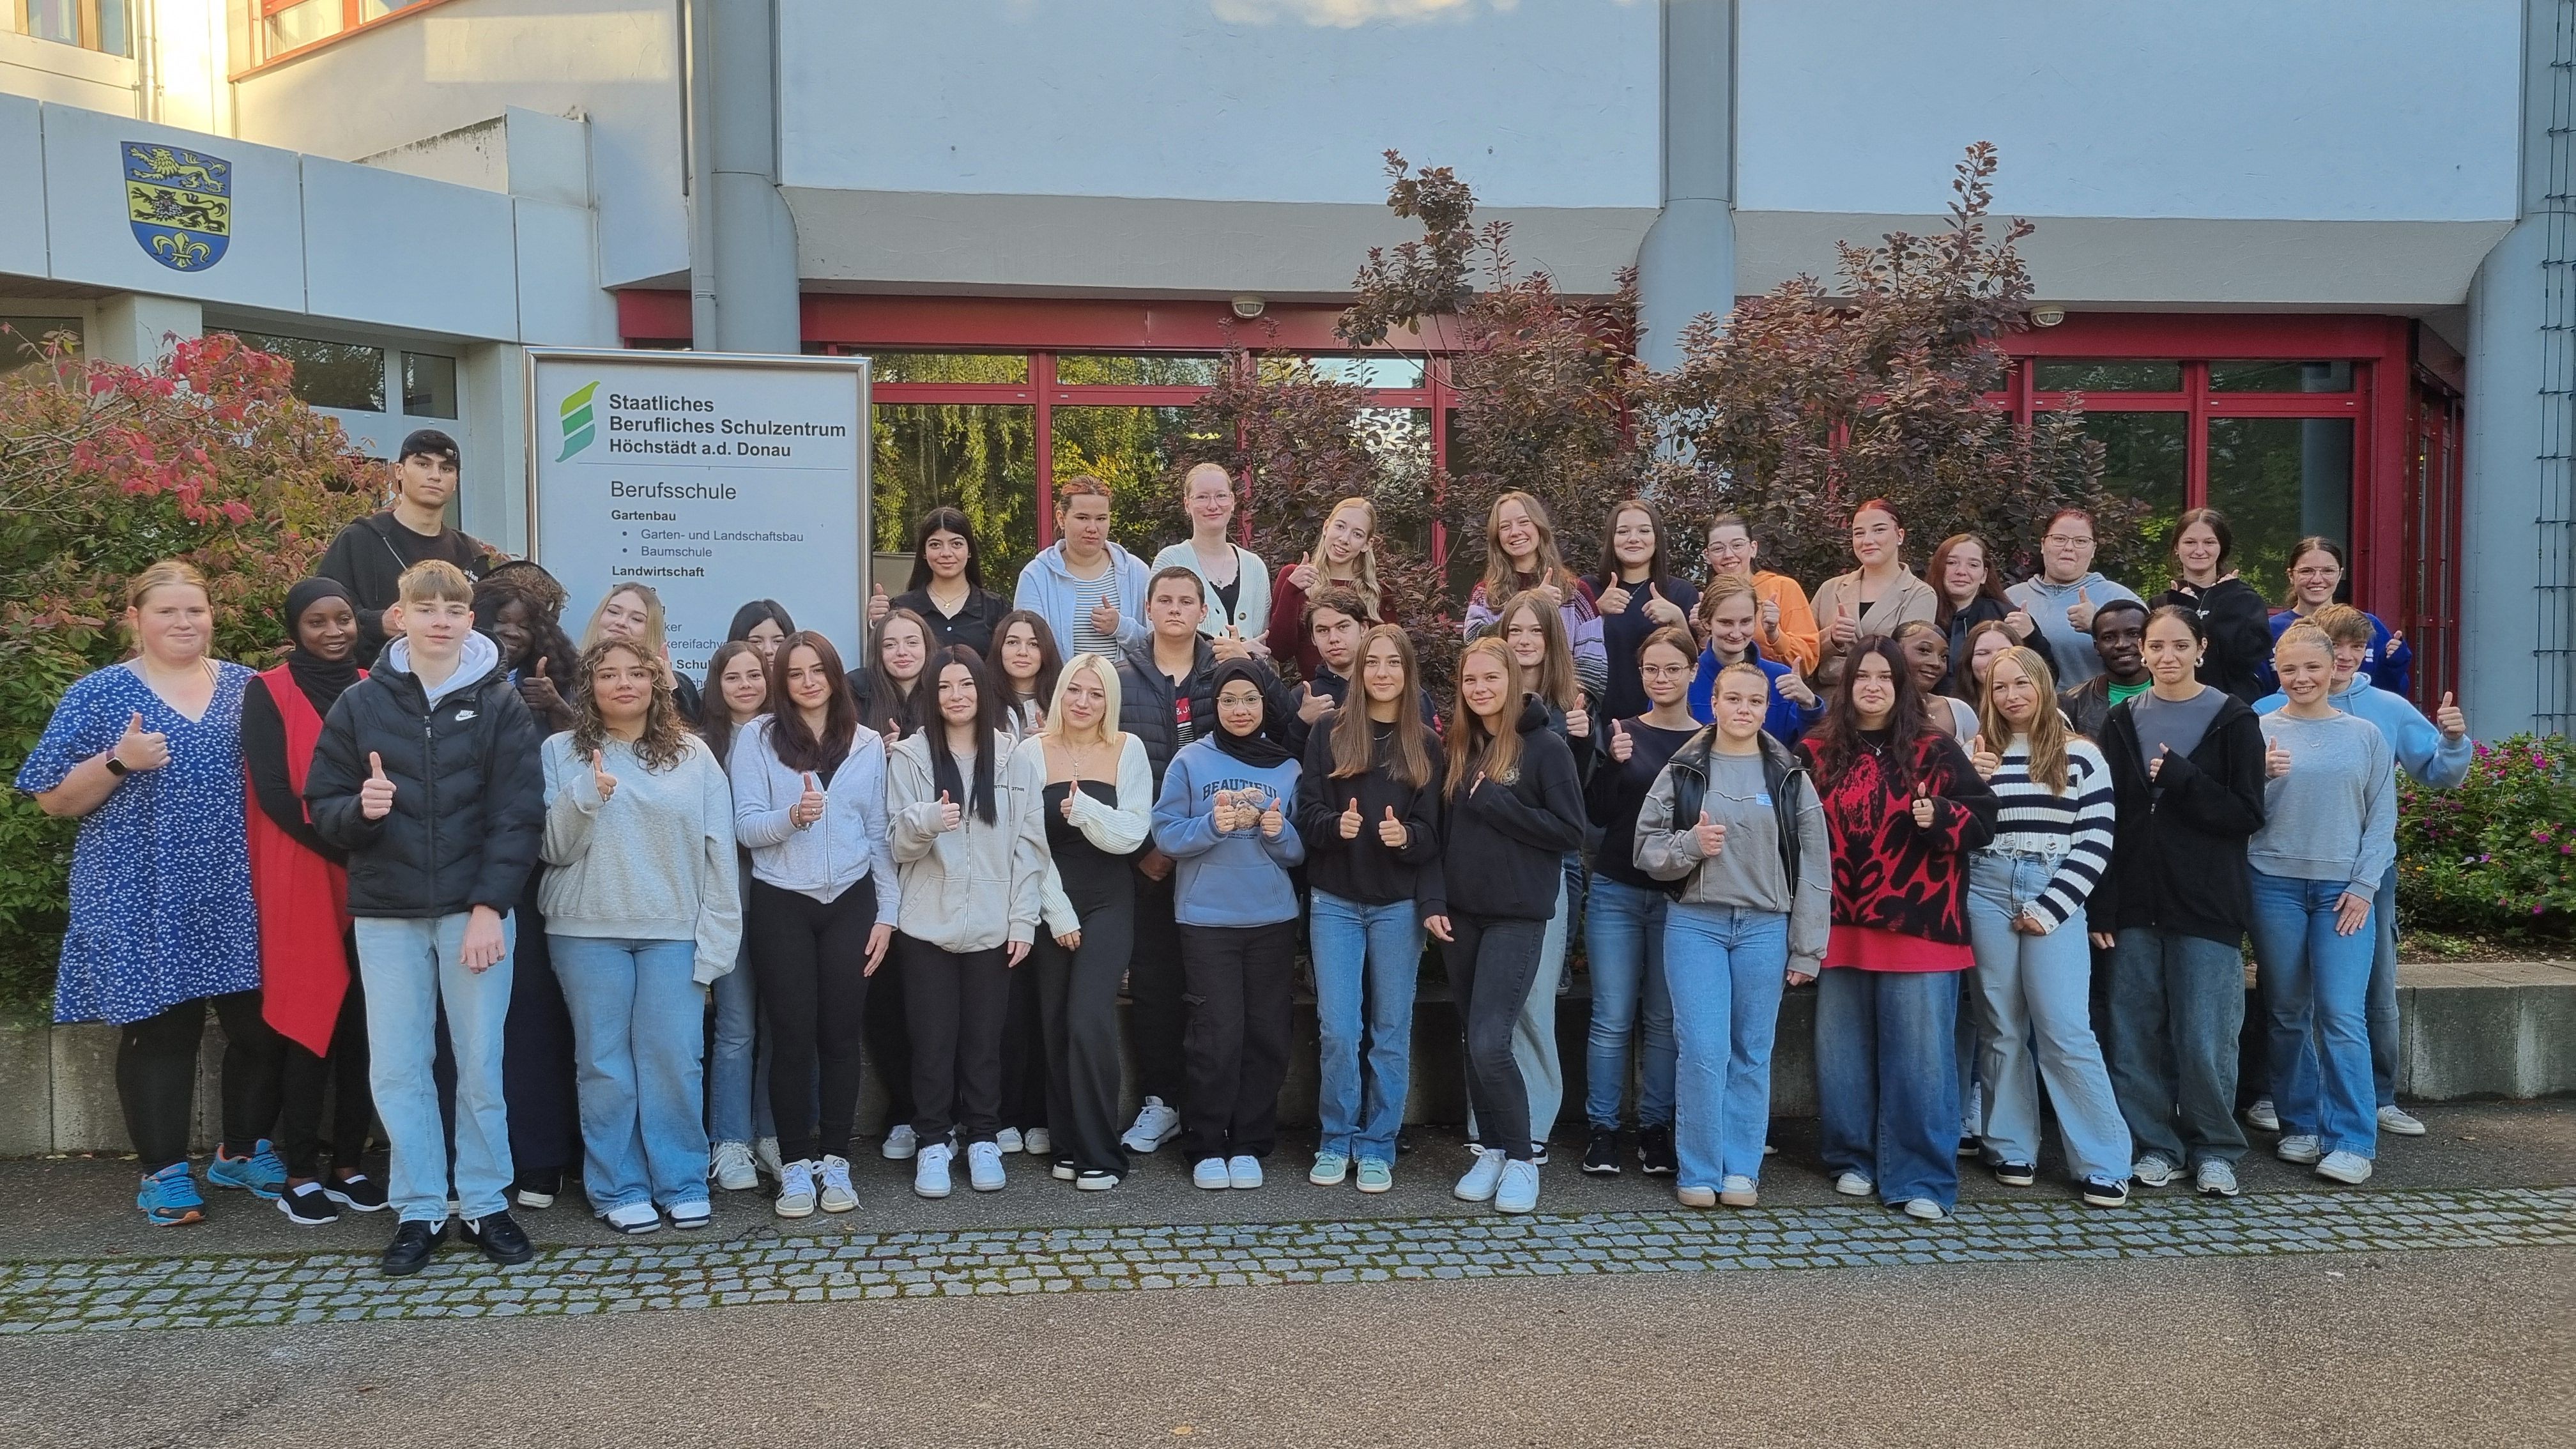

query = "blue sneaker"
[[206, 1139, 287, 1199], [136, 1162, 206, 1226]]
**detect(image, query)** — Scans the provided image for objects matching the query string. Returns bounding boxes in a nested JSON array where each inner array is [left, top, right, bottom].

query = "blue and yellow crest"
[[123, 142, 231, 273]]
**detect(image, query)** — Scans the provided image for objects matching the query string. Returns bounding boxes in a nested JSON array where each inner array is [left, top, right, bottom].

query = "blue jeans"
[[2249, 871, 2379, 1158], [355, 911, 517, 1224], [2106, 928, 2248, 1167], [1663, 903, 1788, 1187], [1309, 890, 1423, 1162], [1965, 853, 2131, 1181], [705, 933, 775, 1145], [551, 935, 712, 1210], [1814, 965, 1961, 1209], [1583, 877, 1676, 1130]]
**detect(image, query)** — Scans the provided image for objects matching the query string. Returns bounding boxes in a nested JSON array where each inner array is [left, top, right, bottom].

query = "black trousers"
[[1128, 870, 1186, 1104], [866, 947, 917, 1133], [998, 954, 1048, 1133], [1036, 889, 1135, 1177], [278, 970, 376, 1179], [1448, 913, 1546, 1163], [1177, 923, 1297, 1162], [503, 886, 580, 1186], [118, 989, 284, 1173], [901, 936, 1013, 1146], [748, 877, 877, 1163]]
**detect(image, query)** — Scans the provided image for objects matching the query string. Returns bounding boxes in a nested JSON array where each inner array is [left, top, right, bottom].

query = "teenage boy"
[[1014, 474, 1149, 661], [2057, 599, 2152, 740], [1287, 586, 1439, 749], [318, 429, 493, 666], [309, 560, 545, 1276]]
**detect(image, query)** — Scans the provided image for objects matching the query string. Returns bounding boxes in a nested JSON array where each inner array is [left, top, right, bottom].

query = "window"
[[401, 351, 457, 418], [2033, 360, 2181, 393], [215, 329, 458, 456], [231, 330, 385, 411], [19, 0, 130, 54], [1, 316, 82, 373], [233, 0, 445, 74]]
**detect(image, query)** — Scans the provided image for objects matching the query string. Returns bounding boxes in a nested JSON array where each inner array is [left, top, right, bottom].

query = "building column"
[[687, 0, 801, 355], [459, 342, 530, 556], [1633, 0, 1735, 373], [89, 293, 201, 369]]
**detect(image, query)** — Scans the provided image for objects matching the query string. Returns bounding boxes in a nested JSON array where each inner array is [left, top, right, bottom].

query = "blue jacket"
[[1151, 740, 1307, 927], [2253, 673, 2470, 789], [2257, 608, 2410, 699], [1687, 648, 1819, 746]]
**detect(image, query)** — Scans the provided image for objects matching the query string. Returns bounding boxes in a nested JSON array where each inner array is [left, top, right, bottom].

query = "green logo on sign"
[[557, 381, 600, 460]]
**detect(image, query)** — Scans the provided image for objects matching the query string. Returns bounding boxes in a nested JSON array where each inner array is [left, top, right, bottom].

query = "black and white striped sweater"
[[1979, 737, 2115, 931]]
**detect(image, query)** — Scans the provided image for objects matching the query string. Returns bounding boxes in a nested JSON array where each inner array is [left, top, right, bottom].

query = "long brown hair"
[[571, 638, 695, 773], [767, 630, 859, 775], [1594, 498, 1677, 594], [1480, 491, 1575, 606], [696, 639, 768, 766], [1975, 645, 2069, 792], [1926, 532, 2009, 624], [1497, 588, 1579, 710], [1805, 635, 1935, 797], [1444, 638, 1526, 797], [1331, 624, 1434, 789]]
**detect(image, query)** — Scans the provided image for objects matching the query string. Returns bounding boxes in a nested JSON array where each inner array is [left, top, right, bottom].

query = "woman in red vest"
[[241, 578, 385, 1225]]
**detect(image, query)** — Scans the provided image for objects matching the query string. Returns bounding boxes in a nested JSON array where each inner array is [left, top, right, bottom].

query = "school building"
[[0, 1, 2558, 732]]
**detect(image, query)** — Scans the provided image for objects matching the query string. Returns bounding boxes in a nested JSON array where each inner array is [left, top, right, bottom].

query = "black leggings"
[[118, 990, 286, 1173], [749, 877, 878, 1163], [1128, 870, 1185, 1103], [1447, 913, 1546, 1163], [901, 937, 1012, 1146], [278, 975, 376, 1179], [998, 955, 1048, 1133]]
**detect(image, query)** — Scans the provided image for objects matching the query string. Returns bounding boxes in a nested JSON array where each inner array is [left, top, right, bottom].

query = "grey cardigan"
[[885, 730, 1050, 951]]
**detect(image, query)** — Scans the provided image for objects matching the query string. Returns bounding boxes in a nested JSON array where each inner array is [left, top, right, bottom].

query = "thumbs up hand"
[[590, 747, 618, 803], [1212, 788, 1241, 833], [1259, 795, 1286, 839], [1376, 804, 1408, 849], [867, 581, 890, 625], [1298, 682, 1335, 725], [519, 657, 564, 717], [1597, 579, 1633, 617], [114, 710, 169, 773], [2067, 586, 2096, 633], [2149, 744, 2170, 783], [937, 788, 963, 831], [2265, 733, 2293, 781], [360, 750, 396, 819], [1910, 779, 1938, 829], [1338, 795, 1364, 840], [1828, 602, 1859, 647], [1969, 733, 2000, 781], [792, 771, 826, 829], [2437, 691, 2467, 743], [1565, 700, 1591, 740], [1777, 670, 1817, 709], [1609, 717, 1633, 762], [1692, 808, 1726, 859], [1089, 593, 1121, 639], [1211, 623, 1252, 662]]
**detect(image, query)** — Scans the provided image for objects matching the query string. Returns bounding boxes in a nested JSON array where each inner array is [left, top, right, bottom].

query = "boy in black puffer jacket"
[[308, 560, 544, 1276]]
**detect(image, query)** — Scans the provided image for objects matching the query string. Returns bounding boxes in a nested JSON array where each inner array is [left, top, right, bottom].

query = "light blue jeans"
[[355, 911, 517, 1225], [1309, 889, 1423, 1163], [1662, 903, 1788, 1187], [1816, 965, 1962, 1209], [705, 932, 774, 1145], [1583, 876, 1676, 1130], [2249, 870, 2379, 1158], [1964, 852, 2131, 1181], [551, 935, 712, 1211]]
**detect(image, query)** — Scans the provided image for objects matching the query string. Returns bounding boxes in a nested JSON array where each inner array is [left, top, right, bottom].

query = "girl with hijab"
[[1151, 657, 1308, 1191], [241, 578, 386, 1224]]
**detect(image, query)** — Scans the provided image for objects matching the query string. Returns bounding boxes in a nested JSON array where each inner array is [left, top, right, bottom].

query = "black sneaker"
[[1957, 1135, 1981, 1160], [1580, 1126, 1622, 1176], [1637, 1123, 1677, 1177], [1992, 1161, 2037, 1187], [459, 1209, 535, 1266], [324, 1171, 388, 1213], [277, 1181, 340, 1227], [2080, 1176, 2130, 1208], [380, 1218, 445, 1276]]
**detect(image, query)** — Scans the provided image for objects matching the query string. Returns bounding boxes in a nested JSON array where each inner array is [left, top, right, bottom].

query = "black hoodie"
[[2152, 576, 2273, 704], [1295, 714, 1446, 919], [1439, 696, 1587, 921], [2090, 688, 2267, 946]]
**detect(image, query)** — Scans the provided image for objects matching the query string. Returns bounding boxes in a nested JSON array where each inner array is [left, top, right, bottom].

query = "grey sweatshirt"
[[1633, 746, 1833, 976], [2250, 711, 2398, 898], [885, 730, 1048, 951], [728, 714, 900, 921], [2005, 572, 2142, 687], [539, 733, 742, 983]]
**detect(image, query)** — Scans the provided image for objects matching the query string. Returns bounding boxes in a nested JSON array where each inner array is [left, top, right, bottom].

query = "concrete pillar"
[[89, 293, 201, 369], [1633, 0, 1736, 373], [459, 341, 531, 556], [686, 0, 801, 355]]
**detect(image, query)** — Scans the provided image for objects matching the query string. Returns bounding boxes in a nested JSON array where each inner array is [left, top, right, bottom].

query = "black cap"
[[398, 427, 460, 464]]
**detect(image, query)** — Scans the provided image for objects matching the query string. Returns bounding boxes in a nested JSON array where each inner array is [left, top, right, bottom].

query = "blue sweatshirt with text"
[[1151, 740, 1307, 928]]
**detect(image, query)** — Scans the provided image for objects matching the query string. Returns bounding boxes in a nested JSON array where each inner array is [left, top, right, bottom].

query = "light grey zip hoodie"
[[885, 730, 1048, 951]]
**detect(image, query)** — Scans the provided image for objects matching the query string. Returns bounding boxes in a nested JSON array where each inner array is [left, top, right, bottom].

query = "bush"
[[2395, 733, 2576, 938], [0, 331, 376, 1018]]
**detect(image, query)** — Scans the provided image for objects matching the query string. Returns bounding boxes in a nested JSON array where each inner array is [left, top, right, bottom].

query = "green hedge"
[[2395, 732, 2576, 940]]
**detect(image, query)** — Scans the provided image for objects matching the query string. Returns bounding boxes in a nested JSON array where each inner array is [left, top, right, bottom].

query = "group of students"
[[22, 427, 2474, 1275]]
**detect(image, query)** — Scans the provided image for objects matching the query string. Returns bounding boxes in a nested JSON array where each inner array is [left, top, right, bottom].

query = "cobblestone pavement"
[[5, 1185, 2568, 1335]]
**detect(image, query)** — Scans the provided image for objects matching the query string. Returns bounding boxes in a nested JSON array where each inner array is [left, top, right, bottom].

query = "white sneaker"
[[914, 1143, 954, 1199], [1493, 1159, 1539, 1214], [1833, 1171, 1874, 1197], [711, 1140, 759, 1192], [1192, 1157, 1230, 1190], [774, 1160, 816, 1219], [993, 1128, 1024, 1154], [1022, 1127, 1053, 1157], [1676, 1184, 1717, 1209], [817, 1154, 859, 1213], [2195, 1159, 2241, 1197], [1453, 1147, 1506, 1202], [967, 1141, 1008, 1192], [601, 1200, 661, 1235], [668, 1199, 711, 1229], [2377, 1105, 2428, 1137], [1719, 1176, 1759, 1208], [1901, 1198, 1947, 1222], [2131, 1153, 2178, 1188], [2244, 1098, 2281, 1133], [1226, 1154, 1263, 1190], [755, 1137, 784, 1181], [1122, 1098, 1181, 1154], [881, 1124, 919, 1161], [2316, 1150, 2374, 1184], [2276, 1133, 2324, 1165]]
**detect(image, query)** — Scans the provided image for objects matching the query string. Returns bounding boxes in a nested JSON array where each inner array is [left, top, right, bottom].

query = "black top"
[[316, 512, 491, 666], [1294, 718, 1446, 919], [1439, 698, 1588, 921], [1941, 594, 2056, 699], [1585, 572, 1701, 723], [1583, 717, 1698, 891], [240, 681, 340, 862], [2091, 689, 2267, 946], [2152, 577, 2273, 705], [1044, 779, 1135, 909], [893, 585, 1012, 660]]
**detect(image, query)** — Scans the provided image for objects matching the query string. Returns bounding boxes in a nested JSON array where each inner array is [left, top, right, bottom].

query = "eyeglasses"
[[2043, 533, 2094, 546], [1639, 664, 1692, 680]]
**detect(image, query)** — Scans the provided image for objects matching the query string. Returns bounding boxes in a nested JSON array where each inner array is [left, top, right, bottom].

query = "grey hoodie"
[[2005, 572, 2142, 687]]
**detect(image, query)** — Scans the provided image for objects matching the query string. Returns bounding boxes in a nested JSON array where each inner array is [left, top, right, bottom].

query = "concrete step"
[[6, 959, 2569, 1156]]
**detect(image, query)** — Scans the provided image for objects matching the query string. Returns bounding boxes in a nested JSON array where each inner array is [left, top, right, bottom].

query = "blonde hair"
[[1444, 638, 1526, 797], [1975, 646, 2071, 792], [1041, 652, 1124, 748], [2307, 603, 2373, 649], [125, 559, 209, 611], [1308, 496, 1384, 620], [2273, 618, 2334, 664], [581, 582, 668, 657], [1496, 588, 1579, 711], [396, 559, 473, 606]]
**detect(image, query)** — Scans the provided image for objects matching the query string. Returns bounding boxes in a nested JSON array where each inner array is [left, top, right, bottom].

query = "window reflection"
[[2207, 417, 2353, 599], [873, 404, 1039, 583]]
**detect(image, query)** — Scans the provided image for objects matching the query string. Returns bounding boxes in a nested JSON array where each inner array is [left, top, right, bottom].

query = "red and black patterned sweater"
[[1797, 730, 1998, 946]]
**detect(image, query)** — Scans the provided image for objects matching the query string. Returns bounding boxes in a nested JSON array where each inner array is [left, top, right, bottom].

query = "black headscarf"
[[282, 577, 362, 717], [1206, 658, 1296, 770]]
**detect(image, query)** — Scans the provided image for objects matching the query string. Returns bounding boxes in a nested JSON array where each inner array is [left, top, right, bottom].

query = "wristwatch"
[[103, 751, 129, 777]]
